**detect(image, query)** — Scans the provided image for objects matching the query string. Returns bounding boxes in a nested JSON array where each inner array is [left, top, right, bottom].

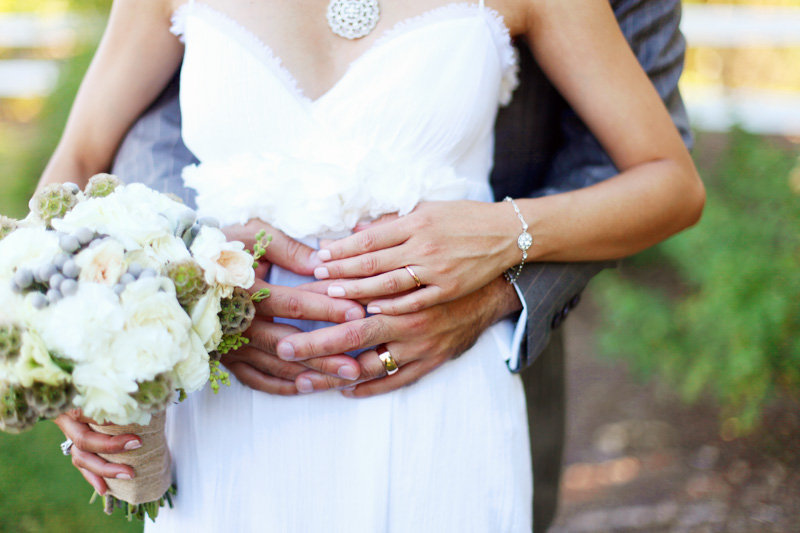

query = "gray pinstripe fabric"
[[110, 2, 690, 530], [490, 2, 690, 530]]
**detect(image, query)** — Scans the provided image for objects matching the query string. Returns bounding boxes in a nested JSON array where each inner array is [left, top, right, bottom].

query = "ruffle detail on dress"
[[170, 2, 309, 103], [372, 3, 519, 106], [181, 150, 470, 240], [169, 3, 190, 43]]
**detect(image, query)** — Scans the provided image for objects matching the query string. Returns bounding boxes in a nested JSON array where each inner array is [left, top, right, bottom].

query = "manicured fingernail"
[[124, 440, 142, 451], [277, 342, 295, 360], [314, 267, 330, 279], [345, 308, 363, 322], [297, 378, 313, 394], [328, 286, 346, 297], [115, 473, 133, 480], [367, 306, 382, 314], [338, 366, 359, 380], [317, 249, 332, 261], [307, 252, 323, 268], [342, 385, 357, 391]]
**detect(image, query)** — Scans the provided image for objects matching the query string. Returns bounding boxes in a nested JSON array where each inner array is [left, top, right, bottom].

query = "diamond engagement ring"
[[60, 438, 74, 456]]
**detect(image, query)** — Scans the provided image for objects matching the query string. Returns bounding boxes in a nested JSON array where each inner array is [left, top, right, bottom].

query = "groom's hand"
[[276, 276, 522, 396], [221, 279, 366, 394], [223, 219, 322, 276]]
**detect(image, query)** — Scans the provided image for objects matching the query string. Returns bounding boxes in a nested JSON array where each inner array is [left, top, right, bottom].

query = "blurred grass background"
[[0, 0, 798, 531]]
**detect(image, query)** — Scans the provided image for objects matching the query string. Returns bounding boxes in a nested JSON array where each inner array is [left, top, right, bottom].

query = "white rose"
[[36, 283, 124, 364], [191, 226, 255, 289], [52, 184, 186, 252], [13, 330, 70, 387], [0, 227, 60, 280], [172, 331, 210, 392], [189, 285, 227, 351], [111, 277, 194, 383], [74, 238, 126, 287], [71, 363, 146, 425]]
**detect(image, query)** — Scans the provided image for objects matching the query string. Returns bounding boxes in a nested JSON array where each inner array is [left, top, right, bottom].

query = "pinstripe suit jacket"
[[112, 1, 690, 530]]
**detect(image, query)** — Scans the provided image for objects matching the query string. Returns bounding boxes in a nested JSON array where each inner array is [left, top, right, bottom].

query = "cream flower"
[[172, 331, 210, 392], [71, 363, 145, 425], [190, 226, 255, 289], [74, 239, 126, 287], [112, 277, 194, 383], [0, 227, 60, 281], [188, 285, 227, 352], [51, 184, 187, 252], [13, 330, 70, 388], [36, 283, 125, 364]]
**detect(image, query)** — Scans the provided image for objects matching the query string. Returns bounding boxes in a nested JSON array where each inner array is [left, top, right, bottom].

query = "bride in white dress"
[[41, 0, 704, 531]]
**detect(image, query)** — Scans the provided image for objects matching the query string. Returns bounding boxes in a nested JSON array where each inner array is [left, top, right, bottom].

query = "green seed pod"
[[29, 183, 79, 227], [166, 259, 209, 308], [0, 216, 17, 241], [0, 384, 38, 434], [84, 173, 123, 198], [0, 324, 23, 363], [218, 287, 256, 336], [24, 381, 75, 419], [131, 373, 174, 415]]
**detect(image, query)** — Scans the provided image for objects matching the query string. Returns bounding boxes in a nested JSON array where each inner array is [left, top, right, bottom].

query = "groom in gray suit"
[[112, 1, 690, 530]]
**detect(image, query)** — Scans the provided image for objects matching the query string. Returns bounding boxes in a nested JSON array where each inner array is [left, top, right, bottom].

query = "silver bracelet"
[[503, 197, 533, 284]]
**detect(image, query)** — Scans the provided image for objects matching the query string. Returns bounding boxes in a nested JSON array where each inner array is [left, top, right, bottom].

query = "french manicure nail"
[[345, 308, 362, 322], [115, 473, 133, 480], [328, 286, 345, 297], [342, 385, 357, 391], [277, 342, 295, 360], [317, 249, 332, 261], [338, 366, 359, 380], [314, 267, 330, 279], [124, 440, 142, 451], [367, 306, 382, 314], [297, 378, 314, 394]]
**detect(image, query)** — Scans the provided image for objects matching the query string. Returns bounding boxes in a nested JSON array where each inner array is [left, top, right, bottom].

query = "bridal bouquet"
[[0, 175, 269, 521]]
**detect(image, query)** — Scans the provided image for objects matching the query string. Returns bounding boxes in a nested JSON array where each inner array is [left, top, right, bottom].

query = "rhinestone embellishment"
[[518, 232, 533, 251], [327, 0, 381, 40]]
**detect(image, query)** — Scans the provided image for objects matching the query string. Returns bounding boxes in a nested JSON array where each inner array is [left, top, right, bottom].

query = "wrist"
[[499, 197, 534, 282]]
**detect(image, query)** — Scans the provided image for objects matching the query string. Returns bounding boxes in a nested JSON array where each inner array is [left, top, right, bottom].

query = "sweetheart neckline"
[[172, 2, 514, 106]]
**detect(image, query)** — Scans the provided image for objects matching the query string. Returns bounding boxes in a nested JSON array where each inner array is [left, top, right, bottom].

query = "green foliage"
[[595, 129, 800, 430]]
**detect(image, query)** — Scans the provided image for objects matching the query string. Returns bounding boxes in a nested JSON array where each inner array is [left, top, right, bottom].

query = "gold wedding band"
[[404, 265, 422, 288], [377, 344, 399, 376]]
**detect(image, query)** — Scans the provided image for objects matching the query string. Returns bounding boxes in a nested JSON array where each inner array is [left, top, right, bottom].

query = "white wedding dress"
[[149, 2, 532, 531]]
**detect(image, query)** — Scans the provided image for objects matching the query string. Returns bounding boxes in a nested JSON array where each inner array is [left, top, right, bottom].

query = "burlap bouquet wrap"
[[90, 411, 172, 505]]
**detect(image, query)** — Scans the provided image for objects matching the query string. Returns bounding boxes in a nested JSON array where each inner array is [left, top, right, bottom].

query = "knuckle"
[[383, 276, 400, 294], [283, 295, 304, 319], [404, 313, 427, 333], [357, 231, 377, 252], [409, 299, 425, 313], [343, 324, 365, 348], [420, 241, 439, 257], [285, 238, 306, 264], [360, 255, 379, 275]]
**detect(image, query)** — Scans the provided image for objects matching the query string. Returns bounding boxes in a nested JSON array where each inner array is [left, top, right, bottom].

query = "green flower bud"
[[24, 382, 75, 419], [218, 287, 256, 336], [29, 184, 79, 227], [131, 373, 174, 414], [0, 324, 23, 363], [0, 384, 38, 434], [166, 259, 209, 308], [0, 216, 17, 241], [84, 173, 122, 198]]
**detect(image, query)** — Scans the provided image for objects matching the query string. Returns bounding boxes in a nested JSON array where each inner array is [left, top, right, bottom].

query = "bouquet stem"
[[90, 411, 173, 512]]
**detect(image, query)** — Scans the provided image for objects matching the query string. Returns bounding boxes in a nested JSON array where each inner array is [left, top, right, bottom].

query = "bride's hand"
[[313, 201, 519, 315], [54, 410, 141, 495]]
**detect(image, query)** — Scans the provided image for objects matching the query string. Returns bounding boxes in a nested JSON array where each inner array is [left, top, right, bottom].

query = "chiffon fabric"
[[147, 2, 532, 531]]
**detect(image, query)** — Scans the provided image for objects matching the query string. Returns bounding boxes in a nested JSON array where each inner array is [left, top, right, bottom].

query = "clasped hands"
[[56, 200, 522, 494]]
